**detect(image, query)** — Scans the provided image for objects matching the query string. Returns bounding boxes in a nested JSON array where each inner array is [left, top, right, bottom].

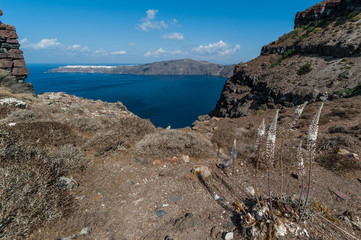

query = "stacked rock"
[[0, 9, 33, 93]]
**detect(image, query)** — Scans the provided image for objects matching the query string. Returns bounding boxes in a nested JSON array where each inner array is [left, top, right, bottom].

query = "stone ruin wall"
[[0, 9, 33, 93]]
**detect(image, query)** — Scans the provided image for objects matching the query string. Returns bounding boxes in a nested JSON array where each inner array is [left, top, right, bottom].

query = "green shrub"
[[297, 63, 313, 75], [283, 49, 295, 58], [347, 11, 361, 19], [350, 11, 361, 22], [270, 49, 295, 69], [337, 82, 361, 97], [337, 70, 350, 80]]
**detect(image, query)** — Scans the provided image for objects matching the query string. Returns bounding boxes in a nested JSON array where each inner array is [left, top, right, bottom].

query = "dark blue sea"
[[26, 64, 226, 128]]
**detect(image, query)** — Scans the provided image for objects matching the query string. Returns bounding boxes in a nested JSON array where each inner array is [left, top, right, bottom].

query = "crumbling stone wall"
[[0, 9, 33, 93]]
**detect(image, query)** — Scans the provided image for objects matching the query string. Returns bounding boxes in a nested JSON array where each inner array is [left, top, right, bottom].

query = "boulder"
[[0, 30, 18, 39], [12, 67, 29, 76], [8, 52, 24, 59], [9, 48, 23, 54], [13, 59, 26, 67], [6, 38, 18, 44], [0, 59, 13, 68]]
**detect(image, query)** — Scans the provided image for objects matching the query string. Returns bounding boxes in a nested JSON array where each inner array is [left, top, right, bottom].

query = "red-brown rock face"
[[0, 9, 33, 93]]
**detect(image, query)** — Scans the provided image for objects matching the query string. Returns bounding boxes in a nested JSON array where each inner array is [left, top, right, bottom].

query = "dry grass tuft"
[[136, 129, 213, 159], [0, 139, 88, 239]]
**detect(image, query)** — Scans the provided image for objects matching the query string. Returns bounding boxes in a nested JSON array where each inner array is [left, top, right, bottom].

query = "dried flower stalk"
[[266, 110, 278, 218], [254, 119, 265, 208], [300, 103, 324, 221], [296, 139, 305, 212]]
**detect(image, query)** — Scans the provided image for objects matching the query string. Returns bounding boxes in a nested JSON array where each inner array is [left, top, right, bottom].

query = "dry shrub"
[[68, 116, 105, 131], [85, 131, 130, 156], [8, 121, 83, 147], [0, 86, 35, 102], [51, 145, 89, 172], [84, 117, 154, 156], [7, 109, 36, 120], [325, 108, 360, 120], [316, 153, 361, 175], [212, 125, 256, 157], [319, 135, 355, 150], [0, 105, 15, 119], [136, 129, 213, 159], [328, 125, 348, 133], [112, 117, 155, 142], [0, 139, 88, 239]]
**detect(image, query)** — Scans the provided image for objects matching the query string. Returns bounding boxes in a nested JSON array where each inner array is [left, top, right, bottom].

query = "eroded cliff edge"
[[211, 0, 361, 118]]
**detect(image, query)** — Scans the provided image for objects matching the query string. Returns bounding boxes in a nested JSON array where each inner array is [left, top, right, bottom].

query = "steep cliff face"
[[211, 0, 361, 118], [0, 9, 33, 93], [295, 0, 361, 27]]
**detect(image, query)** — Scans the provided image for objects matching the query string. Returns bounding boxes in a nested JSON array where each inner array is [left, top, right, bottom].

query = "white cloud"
[[162, 32, 184, 40], [21, 38, 62, 50], [66, 44, 90, 52], [94, 49, 108, 55], [144, 48, 166, 58], [129, 42, 136, 47], [192, 40, 240, 56], [146, 9, 158, 20], [111, 50, 127, 55], [138, 9, 176, 32]]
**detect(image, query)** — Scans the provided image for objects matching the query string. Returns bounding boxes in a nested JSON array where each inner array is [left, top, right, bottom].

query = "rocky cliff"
[[49, 59, 235, 78], [0, 9, 32, 93], [211, 0, 361, 118]]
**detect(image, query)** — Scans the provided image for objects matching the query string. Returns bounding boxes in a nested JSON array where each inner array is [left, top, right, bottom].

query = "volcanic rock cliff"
[[0, 9, 33, 93], [211, 0, 361, 117]]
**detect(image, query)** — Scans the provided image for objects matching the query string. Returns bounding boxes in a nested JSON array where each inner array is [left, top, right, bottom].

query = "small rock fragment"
[[156, 209, 166, 218], [333, 190, 350, 200], [135, 157, 142, 164], [170, 194, 180, 204], [223, 232, 234, 240], [170, 156, 178, 164], [181, 154, 190, 163], [226, 222, 234, 228], [153, 160, 162, 166], [58, 176, 78, 190], [191, 165, 211, 178], [337, 148, 350, 155], [246, 186, 255, 196]]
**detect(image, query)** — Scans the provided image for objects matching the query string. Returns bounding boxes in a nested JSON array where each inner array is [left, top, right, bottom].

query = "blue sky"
[[1, 0, 320, 64]]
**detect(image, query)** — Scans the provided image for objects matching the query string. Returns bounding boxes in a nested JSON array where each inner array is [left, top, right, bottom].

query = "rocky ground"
[[0, 86, 360, 240], [1, 1, 361, 239]]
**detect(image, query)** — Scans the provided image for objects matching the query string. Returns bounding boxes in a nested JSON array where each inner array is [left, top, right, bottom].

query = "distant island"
[[48, 59, 235, 78]]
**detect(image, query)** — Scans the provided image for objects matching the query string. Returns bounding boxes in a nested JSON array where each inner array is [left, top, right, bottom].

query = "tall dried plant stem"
[[300, 103, 323, 221], [266, 111, 278, 219], [296, 139, 305, 213], [254, 119, 265, 209], [278, 101, 307, 201], [280, 154, 284, 200], [254, 151, 263, 208]]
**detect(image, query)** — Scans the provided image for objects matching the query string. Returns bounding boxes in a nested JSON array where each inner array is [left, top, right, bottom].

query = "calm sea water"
[[26, 64, 226, 128]]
